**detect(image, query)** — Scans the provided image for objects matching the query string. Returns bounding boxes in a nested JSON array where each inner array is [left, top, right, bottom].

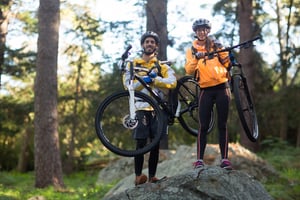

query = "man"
[[123, 31, 177, 185]]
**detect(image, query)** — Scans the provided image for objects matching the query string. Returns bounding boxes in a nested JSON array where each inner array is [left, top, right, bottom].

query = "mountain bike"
[[94, 45, 215, 157], [204, 36, 260, 142]]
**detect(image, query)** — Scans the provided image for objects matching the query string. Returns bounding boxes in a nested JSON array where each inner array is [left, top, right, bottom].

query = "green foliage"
[[4, 47, 36, 78], [0, 93, 34, 171], [16, 11, 38, 34], [258, 137, 300, 199], [0, 171, 114, 200]]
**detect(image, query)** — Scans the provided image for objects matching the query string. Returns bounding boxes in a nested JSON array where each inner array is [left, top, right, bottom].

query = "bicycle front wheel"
[[95, 91, 164, 157], [233, 75, 259, 142], [176, 76, 215, 137]]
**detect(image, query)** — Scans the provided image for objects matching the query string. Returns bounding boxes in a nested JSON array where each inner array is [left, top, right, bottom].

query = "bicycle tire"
[[232, 75, 259, 142], [176, 76, 215, 137], [95, 90, 164, 157]]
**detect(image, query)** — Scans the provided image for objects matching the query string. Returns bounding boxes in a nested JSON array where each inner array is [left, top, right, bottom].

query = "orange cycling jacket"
[[185, 39, 230, 88]]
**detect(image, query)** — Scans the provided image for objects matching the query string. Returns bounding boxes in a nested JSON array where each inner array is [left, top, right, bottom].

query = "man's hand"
[[149, 71, 157, 78]]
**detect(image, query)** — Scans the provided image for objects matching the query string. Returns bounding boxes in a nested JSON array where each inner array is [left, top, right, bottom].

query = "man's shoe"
[[193, 159, 204, 169], [220, 159, 233, 170], [148, 176, 160, 183], [149, 176, 167, 183], [135, 174, 147, 186]]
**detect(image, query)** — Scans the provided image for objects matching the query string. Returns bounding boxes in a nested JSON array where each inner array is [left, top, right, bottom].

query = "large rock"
[[104, 166, 274, 200], [98, 143, 277, 199], [98, 143, 277, 183]]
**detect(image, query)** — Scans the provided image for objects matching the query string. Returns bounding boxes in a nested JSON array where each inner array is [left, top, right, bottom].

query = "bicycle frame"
[[121, 45, 181, 124], [206, 36, 261, 58], [125, 61, 175, 125]]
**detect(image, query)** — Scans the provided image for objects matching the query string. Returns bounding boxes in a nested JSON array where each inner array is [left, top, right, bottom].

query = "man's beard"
[[143, 47, 156, 55]]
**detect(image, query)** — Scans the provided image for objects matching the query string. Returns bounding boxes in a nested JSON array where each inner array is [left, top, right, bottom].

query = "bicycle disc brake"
[[122, 114, 138, 129]]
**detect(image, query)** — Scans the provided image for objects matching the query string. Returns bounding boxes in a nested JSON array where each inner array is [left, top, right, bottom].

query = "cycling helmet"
[[140, 31, 160, 45], [192, 18, 211, 32]]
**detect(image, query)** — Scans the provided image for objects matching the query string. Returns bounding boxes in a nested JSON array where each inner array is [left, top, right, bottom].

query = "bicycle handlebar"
[[206, 36, 261, 56], [121, 44, 132, 61]]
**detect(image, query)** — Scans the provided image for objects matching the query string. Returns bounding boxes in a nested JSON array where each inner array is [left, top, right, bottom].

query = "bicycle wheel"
[[95, 90, 164, 157], [232, 75, 259, 142], [176, 76, 215, 137]]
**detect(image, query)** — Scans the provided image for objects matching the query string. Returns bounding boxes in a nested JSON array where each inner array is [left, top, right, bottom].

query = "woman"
[[185, 18, 232, 170]]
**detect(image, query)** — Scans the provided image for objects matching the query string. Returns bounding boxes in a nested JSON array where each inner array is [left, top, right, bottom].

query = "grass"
[[0, 139, 299, 200], [258, 138, 300, 200], [0, 171, 115, 200]]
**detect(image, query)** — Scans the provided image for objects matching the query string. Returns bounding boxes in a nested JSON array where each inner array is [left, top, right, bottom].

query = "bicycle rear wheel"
[[232, 75, 259, 142], [95, 91, 164, 157], [176, 76, 215, 137]]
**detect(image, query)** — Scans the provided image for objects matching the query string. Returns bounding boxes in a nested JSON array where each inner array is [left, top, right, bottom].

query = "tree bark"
[[146, 0, 169, 149], [34, 0, 64, 188], [146, 0, 168, 61]]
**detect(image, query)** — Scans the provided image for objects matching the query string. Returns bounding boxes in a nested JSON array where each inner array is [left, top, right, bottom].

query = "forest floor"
[[0, 139, 299, 200]]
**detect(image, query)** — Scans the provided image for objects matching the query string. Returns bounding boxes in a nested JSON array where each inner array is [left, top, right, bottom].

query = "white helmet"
[[192, 18, 211, 32]]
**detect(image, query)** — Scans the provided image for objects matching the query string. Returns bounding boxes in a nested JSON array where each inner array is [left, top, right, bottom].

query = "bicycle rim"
[[95, 91, 164, 157], [233, 76, 259, 142], [176, 76, 215, 137]]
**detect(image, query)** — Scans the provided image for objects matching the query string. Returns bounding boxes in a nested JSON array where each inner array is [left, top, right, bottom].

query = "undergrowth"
[[258, 137, 300, 200], [0, 171, 115, 200], [0, 137, 299, 200]]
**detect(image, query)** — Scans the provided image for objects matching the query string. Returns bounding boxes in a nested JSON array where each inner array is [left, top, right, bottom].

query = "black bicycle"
[[94, 46, 215, 157], [95, 37, 260, 157], [205, 36, 260, 142]]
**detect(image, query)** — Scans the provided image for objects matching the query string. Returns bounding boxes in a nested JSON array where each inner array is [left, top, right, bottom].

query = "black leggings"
[[197, 84, 231, 160], [135, 139, 159, 178], [134, 110, 167, 178]]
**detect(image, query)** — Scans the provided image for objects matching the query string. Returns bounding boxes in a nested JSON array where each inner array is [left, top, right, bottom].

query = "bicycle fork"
[[122, 80, 139, 129]]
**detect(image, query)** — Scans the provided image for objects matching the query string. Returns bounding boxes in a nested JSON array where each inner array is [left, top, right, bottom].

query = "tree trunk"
[[34, 0, 64, 188], [146, 0, 169, 149], [237, 0, 260, 152], [146, 0, 168, 61]]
